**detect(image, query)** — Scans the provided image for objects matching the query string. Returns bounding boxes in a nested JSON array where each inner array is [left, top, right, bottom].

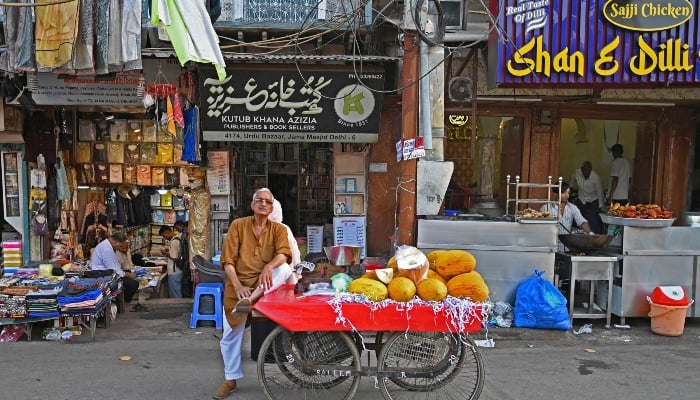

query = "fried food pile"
[[608, 203, 674, 219], [518, 208, 552, 218]]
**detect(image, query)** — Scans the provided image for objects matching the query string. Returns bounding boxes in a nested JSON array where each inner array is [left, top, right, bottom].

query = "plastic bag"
[[514, 270, 571, 330]]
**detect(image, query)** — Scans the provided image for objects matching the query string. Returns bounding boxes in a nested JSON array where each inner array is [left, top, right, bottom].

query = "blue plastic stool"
[[189, 282, 224, 330]]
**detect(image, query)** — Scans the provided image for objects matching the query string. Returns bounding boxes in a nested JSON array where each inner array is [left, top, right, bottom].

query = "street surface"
[[1, 300, 699, 400]]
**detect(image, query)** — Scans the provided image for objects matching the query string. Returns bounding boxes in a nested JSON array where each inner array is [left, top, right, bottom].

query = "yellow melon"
[[387, 276, 417, 302], [348, 277, 388, 301], [416, 278, 448, 302]]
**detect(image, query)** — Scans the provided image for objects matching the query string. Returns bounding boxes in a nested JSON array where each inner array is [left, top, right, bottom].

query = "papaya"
[[416, 278, 448, 302], [426, 249, 477, 280], [348, 277, 388, 301], [446, 271, 489, 302]]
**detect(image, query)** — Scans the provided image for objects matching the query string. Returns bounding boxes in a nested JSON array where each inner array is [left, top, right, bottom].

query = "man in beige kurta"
[[213, 188, 291, 400]]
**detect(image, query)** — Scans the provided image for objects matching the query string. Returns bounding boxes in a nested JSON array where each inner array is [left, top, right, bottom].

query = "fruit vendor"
[[213, 188, 292, 400]]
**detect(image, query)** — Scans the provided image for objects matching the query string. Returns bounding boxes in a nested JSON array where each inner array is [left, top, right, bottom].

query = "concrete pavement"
[[1, 298, 699, 400]]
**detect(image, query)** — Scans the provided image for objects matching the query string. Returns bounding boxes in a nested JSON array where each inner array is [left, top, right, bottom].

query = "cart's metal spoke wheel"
[[377, 332, 484, 400], [258, 326, 362, 400]]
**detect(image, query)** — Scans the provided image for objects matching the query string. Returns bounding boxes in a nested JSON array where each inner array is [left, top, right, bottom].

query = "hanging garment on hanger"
[[2, 3, 36, 71], [150, 0, 226, 80], [35, 0, 80, 71], [182, 106, 199, 162]]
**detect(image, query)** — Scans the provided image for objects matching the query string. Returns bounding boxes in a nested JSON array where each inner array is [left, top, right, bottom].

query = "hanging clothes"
[[35, 0, 80, 72], [182, 106, 200, 163], [94, 0, 111, 74], [70, 0, 96, 74], [0, 0, 36, 72], [151, 0, 227, 80]]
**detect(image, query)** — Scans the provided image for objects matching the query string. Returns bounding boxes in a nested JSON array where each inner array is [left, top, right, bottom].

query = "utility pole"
[[398, 31, 420, 246]]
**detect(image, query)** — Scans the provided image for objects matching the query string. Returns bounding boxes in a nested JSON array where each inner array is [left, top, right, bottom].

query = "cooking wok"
[[558, 234, 614, 253]]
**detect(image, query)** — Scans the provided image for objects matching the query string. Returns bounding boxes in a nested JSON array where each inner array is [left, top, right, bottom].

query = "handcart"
[[252, 285, 486, 400]]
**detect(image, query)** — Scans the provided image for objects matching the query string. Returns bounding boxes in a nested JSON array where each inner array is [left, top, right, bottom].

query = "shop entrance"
[[558, 119, 642, 205], [444, 115, 525, 214], [267, 173, 299, 234]]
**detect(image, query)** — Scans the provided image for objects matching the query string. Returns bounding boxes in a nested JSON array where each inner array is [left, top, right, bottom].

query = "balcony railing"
[[218, 0, 371, 28]]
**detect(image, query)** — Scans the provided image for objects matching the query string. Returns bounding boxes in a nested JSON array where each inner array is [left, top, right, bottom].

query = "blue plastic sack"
[[514, 270, 571, 330]]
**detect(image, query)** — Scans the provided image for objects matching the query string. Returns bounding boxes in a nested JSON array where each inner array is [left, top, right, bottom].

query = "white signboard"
[[333, 217, 366, 260], [30, 59, 181, 106]]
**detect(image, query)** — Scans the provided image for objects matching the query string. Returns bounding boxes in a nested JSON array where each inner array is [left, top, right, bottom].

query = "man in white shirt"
[[91, 231, 138, 303], [571, 161, 605, 233], [607, 144, 632, 205]]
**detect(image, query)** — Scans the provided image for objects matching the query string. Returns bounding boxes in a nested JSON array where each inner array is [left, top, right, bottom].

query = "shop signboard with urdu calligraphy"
[[199, 66, 385, 143], [488, 0, 699, 86]]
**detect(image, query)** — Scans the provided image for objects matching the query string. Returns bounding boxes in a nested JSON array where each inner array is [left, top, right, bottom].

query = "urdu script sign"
[[488, 0, 700, 87], [199, 66, 385, 143]]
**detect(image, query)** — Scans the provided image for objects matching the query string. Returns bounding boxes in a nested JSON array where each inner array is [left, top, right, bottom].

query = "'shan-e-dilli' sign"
[[200, 66, 385, 143], [489, 0, 699, 86]]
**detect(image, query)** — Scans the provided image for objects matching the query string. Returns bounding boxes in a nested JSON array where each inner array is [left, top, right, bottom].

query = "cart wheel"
[[377, 332, 484, 400], [257, 326, 362, 400]]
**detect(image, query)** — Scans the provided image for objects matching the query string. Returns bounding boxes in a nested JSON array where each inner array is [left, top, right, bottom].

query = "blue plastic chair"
[[189, 282, 224, 329]]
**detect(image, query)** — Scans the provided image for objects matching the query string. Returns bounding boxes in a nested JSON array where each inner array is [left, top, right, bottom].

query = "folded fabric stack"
[[25, 284, 65, 318], [57, 280, 106, 314]]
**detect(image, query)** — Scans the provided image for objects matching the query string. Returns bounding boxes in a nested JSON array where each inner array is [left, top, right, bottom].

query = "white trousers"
[[220, 263, 293, 379]]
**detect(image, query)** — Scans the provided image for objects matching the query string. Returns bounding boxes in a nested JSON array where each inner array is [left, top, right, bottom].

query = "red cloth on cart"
[[252, 285, 483, 333]]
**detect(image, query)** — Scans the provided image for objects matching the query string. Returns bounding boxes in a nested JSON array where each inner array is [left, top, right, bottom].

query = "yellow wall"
[[559, 119, 637, 195]]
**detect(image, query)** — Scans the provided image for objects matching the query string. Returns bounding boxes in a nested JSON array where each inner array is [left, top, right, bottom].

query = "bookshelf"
[[298, 144, 332, 232], [242, 143, 333, 234], [333, 152, 367, 216]]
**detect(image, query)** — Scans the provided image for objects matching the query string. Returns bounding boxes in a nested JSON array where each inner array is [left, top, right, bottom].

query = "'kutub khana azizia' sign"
[[488, 0, 699, 87], [199, 66, 385, 143]]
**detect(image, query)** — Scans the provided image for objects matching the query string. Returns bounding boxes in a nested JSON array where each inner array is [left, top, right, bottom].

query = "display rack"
[[333, 152, 367, 216], [505, 175, 562, 223], [298, 144, 332, 233], [241, 143, 333, 234]]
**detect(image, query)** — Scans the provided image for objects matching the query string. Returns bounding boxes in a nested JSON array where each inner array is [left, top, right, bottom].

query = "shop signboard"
[[199, 66, 385, 143], [488, 0, 700, 87], [27, 59, 181, 106]]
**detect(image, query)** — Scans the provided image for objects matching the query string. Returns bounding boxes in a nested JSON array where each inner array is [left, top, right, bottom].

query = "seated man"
[[213, 188, 292, 400], [91, 231, 139, 304]]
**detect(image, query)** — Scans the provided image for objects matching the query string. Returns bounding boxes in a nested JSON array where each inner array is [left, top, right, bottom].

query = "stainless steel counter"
[[417, 219, 557, 304], [611, 227, 699, 320]]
